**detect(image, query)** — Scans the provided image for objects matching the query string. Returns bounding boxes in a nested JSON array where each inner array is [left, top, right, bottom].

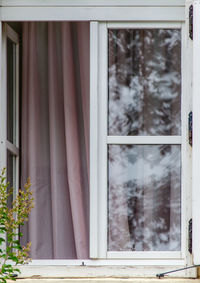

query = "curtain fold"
[[21, 22, 89, 259]]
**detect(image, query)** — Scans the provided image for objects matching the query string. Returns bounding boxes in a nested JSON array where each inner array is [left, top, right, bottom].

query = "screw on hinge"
[[188, 218, 192, 254], [189, 111, 192, 146], [189, 5, 193, 40]]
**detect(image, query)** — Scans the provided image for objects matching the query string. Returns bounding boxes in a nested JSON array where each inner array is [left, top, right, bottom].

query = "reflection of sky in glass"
[[108, 145, 181, 251], [108, 29, 181, 136]]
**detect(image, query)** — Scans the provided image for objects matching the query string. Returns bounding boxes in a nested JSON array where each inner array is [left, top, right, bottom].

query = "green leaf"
[[13, 268, 20, 274], [12, 240, 20, 245], [11, 243, 21, 249], [8, 256, 19, 264], [0, 238, 5, 244], [2, 264, 12, 269]]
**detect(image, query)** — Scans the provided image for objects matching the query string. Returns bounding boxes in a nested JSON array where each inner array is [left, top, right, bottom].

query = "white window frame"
[[192, 0, 200, 266], [0, 0, 197, 278], [90, 20, 191, 264], [1, 23, 19, 194], [0, 23, 20, 250]]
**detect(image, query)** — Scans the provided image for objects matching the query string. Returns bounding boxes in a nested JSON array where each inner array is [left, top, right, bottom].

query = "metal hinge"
[[188, 218, 192, 254], [189, 5, 193, 40], [189, 111, 192, 146]]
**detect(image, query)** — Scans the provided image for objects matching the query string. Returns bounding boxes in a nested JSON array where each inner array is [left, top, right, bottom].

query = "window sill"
[[17, 264, 196, 279], [9, 278, 200, 283]]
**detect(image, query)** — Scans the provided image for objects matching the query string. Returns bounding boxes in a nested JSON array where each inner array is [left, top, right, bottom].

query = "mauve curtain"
[[21, 22, 90, 259]]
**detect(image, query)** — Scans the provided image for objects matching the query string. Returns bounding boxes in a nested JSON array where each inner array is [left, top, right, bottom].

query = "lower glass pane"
[[108, 145, 181, 251]]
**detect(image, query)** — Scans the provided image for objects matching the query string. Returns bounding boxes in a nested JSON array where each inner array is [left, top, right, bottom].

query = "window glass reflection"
[[108, 29, 181, 136], [108, 145, 181, 251], [7, 38, 15, 143]]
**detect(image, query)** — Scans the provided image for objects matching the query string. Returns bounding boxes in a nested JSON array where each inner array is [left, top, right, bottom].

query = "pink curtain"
[[21, 22, 90, 259]]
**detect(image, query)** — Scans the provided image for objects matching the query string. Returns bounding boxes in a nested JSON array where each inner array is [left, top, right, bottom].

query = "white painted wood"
[[18, 264, 192, 278], [15, 36, 19, 150], [0, 0, 185, 7], [13, 279, 200, 283], [2, 24, 20, 246], [4, 23, 20, 154], [98, 22, 108, 259], [0, 0, 192, 275], [0, 22, 7, 253], [0, 23, 7, 173], [5, 24, 20, 194], [25, 259, 186, 266], [183, 1, 194, 276], [0, 259, 195, 277], [0, 7, 185, 21], [107, 22, 182, 29], [98, 20, 190, 269], [15, 33, 19, 198], [107, 136, 182, 145], [90, 21, 99, 259], [179, 21, 193, 271], [107, 251, 182, 259], [180, 22, 186, 264], [192, 0, 200, 266]]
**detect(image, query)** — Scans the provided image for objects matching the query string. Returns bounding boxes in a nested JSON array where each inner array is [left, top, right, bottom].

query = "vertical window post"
[[0, 22, 7, 172], [192, 0, 200, 265], [90, 21, 99, 259], [1, 24, 20, 242], [4, 24, 20, 200]]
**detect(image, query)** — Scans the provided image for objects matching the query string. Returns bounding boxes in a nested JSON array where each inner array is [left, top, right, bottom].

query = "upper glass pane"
[[7, 38, 16, 144], [108, 29, 181, 136]]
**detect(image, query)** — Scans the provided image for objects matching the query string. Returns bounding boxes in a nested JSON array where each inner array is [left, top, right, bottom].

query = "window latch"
[[189, 111, 192, 147]]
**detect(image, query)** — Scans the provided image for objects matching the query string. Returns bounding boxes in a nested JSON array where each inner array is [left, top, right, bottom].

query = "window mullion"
[[98, 22, 108, 259], [107, 136, 182, 145], [90, 21, 99, 259]]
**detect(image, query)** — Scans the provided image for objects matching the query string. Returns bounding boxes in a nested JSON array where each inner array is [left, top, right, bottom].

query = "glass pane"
[[7, 150, 16, 209], [108, 29, 181, 136], [7, 38, 16, 144], [108, 145, 181, 251]]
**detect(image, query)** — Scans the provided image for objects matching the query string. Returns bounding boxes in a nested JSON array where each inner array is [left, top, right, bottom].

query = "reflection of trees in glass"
[[108, 145, 181, 251], [108, 29, 181, 136]]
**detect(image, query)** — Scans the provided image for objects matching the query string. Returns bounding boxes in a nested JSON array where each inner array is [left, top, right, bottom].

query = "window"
[[108, 27, 182, 254], [0, 0, 198, 278], [91, 22, 191, 265], [1, 24, 19, 206]]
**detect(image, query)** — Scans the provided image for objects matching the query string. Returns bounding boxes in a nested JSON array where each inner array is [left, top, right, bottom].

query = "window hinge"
[[188, 218, 192, 254], [189, 5, 193, 40], [189, 111, 192, 146]]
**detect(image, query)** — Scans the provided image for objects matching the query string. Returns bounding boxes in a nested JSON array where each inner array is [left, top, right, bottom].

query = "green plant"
[[0, 168, 34, 283]]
